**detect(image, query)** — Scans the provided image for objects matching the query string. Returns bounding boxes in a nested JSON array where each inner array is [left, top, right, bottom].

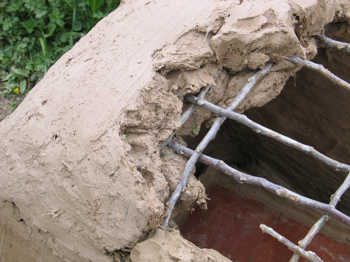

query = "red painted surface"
[[180, 187, 350, 262]]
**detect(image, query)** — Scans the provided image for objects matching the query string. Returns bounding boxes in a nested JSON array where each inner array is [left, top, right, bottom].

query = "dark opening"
[[179, 25, 350, 261]]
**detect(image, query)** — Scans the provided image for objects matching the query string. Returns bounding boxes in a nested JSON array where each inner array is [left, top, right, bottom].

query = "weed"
[[10, 101, 20, 112], [0, 0, 120, 95], [192, 120, 199, 135]]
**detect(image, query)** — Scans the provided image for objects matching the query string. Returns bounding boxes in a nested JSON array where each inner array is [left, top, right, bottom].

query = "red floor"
[[180, 187, 350, 262]]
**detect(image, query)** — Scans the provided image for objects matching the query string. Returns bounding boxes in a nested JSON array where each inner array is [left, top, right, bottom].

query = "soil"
[[0, 89, 22, 121], [0, 94, 12, 121]]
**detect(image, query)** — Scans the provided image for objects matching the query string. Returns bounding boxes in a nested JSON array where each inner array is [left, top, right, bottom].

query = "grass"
[[0, 0, 120, 113]]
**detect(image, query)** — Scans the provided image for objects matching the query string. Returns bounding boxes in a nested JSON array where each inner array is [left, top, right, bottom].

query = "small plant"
[[192, 120, 200, 135], [10, 100, 20, 112], [0, 0, 120, 96]]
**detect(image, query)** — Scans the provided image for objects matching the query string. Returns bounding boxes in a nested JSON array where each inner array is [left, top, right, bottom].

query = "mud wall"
[[0, 0, 349, 261]]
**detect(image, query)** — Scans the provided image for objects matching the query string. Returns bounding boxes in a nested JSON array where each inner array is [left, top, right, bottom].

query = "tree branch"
[[162, 63, 273, 228], [289, 172, 350, 262], [186, 95, 350, 173], [287, 56, 350, 90], [260, 225, 324, 262], [160, 86, 211, 149], [180, 69, 222, 126], [169, 140, 350, 227], [317, 35, 350, 53]]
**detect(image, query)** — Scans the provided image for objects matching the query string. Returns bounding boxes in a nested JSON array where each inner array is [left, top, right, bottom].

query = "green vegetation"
[[0, 0, 120, 96], [192, 120, 200, 136]]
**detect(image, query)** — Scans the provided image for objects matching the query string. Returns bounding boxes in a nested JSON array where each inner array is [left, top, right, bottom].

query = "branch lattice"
[[163, 63, 273, 228], [289, 172, 350, 262], [168, 140, 350, 227], [288, 56, 350, 90], [163, 35, 350, 262], [186, 95, 350, 173], [317, 35, 350, 54], [260, 224, 324, 262]]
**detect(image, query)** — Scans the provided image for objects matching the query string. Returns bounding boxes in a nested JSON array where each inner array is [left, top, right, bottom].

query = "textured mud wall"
[[130, 229, 230, 262], [0, 0, 349, 261]]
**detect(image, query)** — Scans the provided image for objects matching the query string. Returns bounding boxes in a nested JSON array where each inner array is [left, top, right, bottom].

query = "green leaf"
[[2, 73, 13, 82], [49, 9, 65, 27], [6, 1, 24, 12], [35, 9, 48, 18], [72, 20, 82, 31], [10, 101, 20, 111], [3, 18, 14, 31], [64, 0, 73, 7], [88, 0, 104, 14], [92, 10, 104, 20], [39, 37, 48, 56], [44, 23, 57, 38], [21, 19, 38, 34], [0, 0, 8, 8], [192, 121, 200, 136], [59, 31, 81, 43], [106, 0, 113, 10], [20, 79, 27, 93], [12, 68, 29, 78]]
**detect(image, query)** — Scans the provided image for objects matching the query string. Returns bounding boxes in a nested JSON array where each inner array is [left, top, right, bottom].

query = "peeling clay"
[[0, 0, 349, 261]]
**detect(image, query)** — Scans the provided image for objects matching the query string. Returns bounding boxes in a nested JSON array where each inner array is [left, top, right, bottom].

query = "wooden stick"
[[187, 95, 350, 173], [287, 56, 350, 90], [317, 35, 350, 53], [180, 68, 222, 126], [260, 225, 324, 262], [162, 63, 273, 228], [169, 140, 350, 227], [289, 172, 350, 262], [160, 86, 211, 149]]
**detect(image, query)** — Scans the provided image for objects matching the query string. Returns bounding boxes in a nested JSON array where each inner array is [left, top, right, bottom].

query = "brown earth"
[[0, 84, 22, 121], [0, 0, 350, 261], [0, 93, 12, 121]]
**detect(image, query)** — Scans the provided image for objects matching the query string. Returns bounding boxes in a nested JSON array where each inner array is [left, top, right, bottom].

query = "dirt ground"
[[0, 81, 19, 121], [0, 92, 12, 121], [0, 93, 23, 121]]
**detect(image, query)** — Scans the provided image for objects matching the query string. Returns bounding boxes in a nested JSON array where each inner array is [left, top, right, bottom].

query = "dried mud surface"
[[0, 0, 349, 261], [130, 229, 231, 262]]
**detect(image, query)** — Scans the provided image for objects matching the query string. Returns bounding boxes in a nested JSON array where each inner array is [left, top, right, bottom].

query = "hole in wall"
[[178, 25, 350, 261]]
